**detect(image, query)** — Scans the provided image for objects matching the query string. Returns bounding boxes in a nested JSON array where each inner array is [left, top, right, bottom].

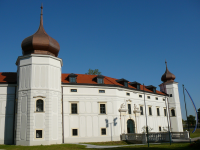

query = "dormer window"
[[68, 73, 78, 83], [145, 85, 157, 93], [116, 78, 129, 87], [129, 81, 141, 90], [93, 75, 105, 84]]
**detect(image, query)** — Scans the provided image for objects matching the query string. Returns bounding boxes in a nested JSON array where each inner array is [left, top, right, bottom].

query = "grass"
[[83, 140, 131, 145], [189, 129, 200, 138], [0, 143, 195, 150]]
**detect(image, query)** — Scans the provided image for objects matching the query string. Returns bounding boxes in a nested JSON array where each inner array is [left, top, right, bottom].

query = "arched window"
[[36, 99, 44, 112], [171, 109, 175, 116]]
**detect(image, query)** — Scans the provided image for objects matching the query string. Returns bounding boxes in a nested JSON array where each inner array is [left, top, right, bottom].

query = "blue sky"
[[0, 0, 199, 120]]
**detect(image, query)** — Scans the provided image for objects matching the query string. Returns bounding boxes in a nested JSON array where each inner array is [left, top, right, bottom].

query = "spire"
[[161, 60, 176, 82], [40, 3, 43, 28]]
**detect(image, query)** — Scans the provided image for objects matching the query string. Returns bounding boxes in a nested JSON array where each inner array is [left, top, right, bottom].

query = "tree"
[[85, 69, 101, 75], [187, 115, 196, 126], [198, 108, 200, 123]]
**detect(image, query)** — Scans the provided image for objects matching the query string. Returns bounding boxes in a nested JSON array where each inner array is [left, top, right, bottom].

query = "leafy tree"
[[85, 69, 101, 75], [187, 115, 196, 126]]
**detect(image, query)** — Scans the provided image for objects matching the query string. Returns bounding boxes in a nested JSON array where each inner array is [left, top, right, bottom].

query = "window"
[[155, 97, 158, 100], [36, 130, 42, 138], [163, 98, 165, 101], [137, 84, 140, 90], [97, 78, 103, 84], [71, 89, 77, 92], [139, 95, 142, 98], [100, 104, 106, 114], [149, 107, 152, 115], [153, 88, 156, 93], [99, 90, 105, 93], [72, 129, 78, 136], [124, 82, 128, 87], [157, 108, 160, 116], [71, 103, 78, 114], [164, 108, 167, 116], [140, 106, 143, 115], [128, 104, 131, 114], [147, 96, 150, 99], [36, 99, 44, 112], [159, 127, 161, 131], [170, 94, 173, 97], [101, 128, 106, 135], [171, 109, 175, 116], [70, 77, 76, 83], [126, 92, 130, 96]]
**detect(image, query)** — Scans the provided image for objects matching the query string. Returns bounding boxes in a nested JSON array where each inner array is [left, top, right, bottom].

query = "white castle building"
[[0, 7, 183, 146]]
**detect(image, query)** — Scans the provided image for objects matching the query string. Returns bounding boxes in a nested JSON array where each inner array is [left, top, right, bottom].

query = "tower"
[[15, 5, 63, 145], [159, 61, 183, 132]]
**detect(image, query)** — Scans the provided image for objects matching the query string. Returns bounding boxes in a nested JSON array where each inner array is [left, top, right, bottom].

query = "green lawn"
[[0, 143, 195, 150], [189, 128, 200, 138]]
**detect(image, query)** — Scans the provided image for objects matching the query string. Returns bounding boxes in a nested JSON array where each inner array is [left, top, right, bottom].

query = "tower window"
[[171, 109, 175, 116], [36, 99, 44, 112], [140, 106, 143, 115], [36, 130, 42, 138], [163, 98, 165, 101], [170, 94, 173, 97], [128, 104, 131, 114]]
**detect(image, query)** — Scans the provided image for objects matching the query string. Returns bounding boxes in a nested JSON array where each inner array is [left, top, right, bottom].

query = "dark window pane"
[[36, 130, 42, 138], [140, 106, 143, 115], [72, 129, 78, 136], [100, 104, 106, 114], [99, 90, 105, 93], [153, 88, 156, 93], [71, 103, 77, 114], [128, 104, 131, 114], [149, 107, 152, 115], [70, 77, 76, 83], [126, 93, 130, 96], [171, 109, 175, 116], [36, 99, 43, 112], [101, 128, 106, 135], [139, 95, 142, 98], [155, 97, 158, 100], [124, 82, 128, 87], [71, 89, 77, 92], [97, 78, 103, 84], [159, 127, 161, 131], [170, 94, 173, 97], [137, 84, 140, 90], [147, 96, 150, 99], [157, 108, 160, 116], [164, 109, 167, 116]]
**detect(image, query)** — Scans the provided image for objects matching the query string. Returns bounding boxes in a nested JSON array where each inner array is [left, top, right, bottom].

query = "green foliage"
[[85, 69, 101, 75], [190, 128, 200, 138], [187, 115, 196, 126]]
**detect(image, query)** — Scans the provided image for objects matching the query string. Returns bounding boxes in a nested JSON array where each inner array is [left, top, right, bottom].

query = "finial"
[[165, 60, 168, 69], [40, 3, 43, 15], [40, 3, 43, 27]]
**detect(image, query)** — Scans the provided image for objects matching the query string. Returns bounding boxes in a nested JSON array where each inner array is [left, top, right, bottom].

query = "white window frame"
[[69, 101, 79, 114], [35, 98, 45, 113], [98, 102, 107, 115]]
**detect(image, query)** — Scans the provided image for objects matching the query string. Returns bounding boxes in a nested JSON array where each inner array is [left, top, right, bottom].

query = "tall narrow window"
[[100, 104, 106, 114], [140, 106, 143, 115], [171, 109, 175, 116], [36, 99, 44, 112], [124, 82, 128, 87], [71, 103, 77, 114], [128, 104, 131, 114], [159, 127, 161, 131], [157, 108, 160, 116], [149, 107, 152, 116], [164, 108, 167, 116]]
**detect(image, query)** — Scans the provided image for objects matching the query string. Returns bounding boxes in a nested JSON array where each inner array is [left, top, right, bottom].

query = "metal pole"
[[182, 85, 190, 134], [143, 84, 149, 147], [165, 95, 171, 145]]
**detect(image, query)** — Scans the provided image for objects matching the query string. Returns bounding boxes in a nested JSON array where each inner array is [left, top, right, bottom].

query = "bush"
[[189, 139, 200, 148]]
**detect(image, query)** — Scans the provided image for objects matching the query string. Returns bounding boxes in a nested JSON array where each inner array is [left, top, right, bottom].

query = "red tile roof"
[[0, 72, 165, 95], [0, 72, 17, 84], [62, 74, 166, 95]]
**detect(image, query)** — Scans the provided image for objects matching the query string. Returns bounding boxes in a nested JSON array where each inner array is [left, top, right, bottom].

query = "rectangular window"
[[171, 109, 175, 116], [100, 104, 106, 114], [163, 98, 165, 101], [157, 108, 160, 116], [97, 78, 103, 84], [147, 96, 150, 99], [71, 103, 77, 114], [137, 84, 140, 90], [170, 94, 173, 97], [155, 97, 158, 100], [71, 89, 77, 92], [149, 107, 152, 115], [124, 82, 128, 87], [128, 104, 131, 114], [159, 127, 161, 131], [164, 108, 167, 116], [139, 95, 142, 98], [70, 77, 76, 83], [36, 130, 42, 138], [101, 128, 106, 135], [140, 106, 143, 115], [72, 129, 78, 136], [126, 92, 130, 96], [99, 90, 105, 93]]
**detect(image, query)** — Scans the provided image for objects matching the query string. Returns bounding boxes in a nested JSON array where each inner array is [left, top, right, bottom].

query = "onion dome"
[[21, 5, 60, 57], [161, 60, 176, 82]]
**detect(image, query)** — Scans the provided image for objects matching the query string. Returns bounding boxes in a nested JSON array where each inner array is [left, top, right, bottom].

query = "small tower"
[[15, 5, 63, 145], [159, 61, 183, 132]]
